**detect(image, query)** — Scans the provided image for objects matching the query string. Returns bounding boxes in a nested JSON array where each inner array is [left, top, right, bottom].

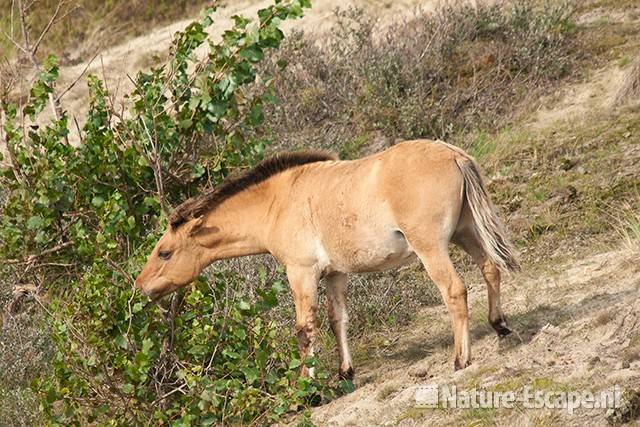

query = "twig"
[[16, 0, 35, 66], [0, 30, 29, 55], [126, 289, 136, 337], [73, 115, 83, 143], [14, 0, 69, 142], [151, 382, 187, 405], [5, 241, 74, 265], [32, 0, 66, 57], [56, 50, 100, 103], [103, 255, 135, 286]]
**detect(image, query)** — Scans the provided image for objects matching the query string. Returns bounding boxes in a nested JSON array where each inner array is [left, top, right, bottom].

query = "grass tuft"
[[613, 55, 640, 107]]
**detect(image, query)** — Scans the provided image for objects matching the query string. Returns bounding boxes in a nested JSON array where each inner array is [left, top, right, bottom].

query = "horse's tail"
[[455, 155, 520, 273]]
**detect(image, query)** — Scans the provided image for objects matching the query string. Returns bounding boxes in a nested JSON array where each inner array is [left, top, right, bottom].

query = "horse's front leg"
[[287, 266, 320, 377], [326, 272, 354, 380]]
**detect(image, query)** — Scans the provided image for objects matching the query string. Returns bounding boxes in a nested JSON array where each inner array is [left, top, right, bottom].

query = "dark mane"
[[169, 150, 337, 229]]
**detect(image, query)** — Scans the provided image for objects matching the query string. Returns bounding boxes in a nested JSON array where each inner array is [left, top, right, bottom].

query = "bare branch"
[[0, 30, 29, 55], [32, 0, 66, 57], [126, 72, 170, 215], [15, 0, 36, 66], [103, 255, 135, 286], [5, 241, 74, 265], [56, 50, 100, 103], [73, 114, 83, 143]]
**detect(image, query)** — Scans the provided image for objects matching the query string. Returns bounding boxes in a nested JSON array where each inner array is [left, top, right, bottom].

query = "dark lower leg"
[[482, 258, 511, 337]]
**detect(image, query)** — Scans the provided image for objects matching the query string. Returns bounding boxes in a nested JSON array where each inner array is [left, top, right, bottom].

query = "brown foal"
[[134, 139, 519, 378]]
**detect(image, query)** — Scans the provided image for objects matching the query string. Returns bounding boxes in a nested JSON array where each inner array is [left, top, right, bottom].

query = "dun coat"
[[135, 140, 519, 377]]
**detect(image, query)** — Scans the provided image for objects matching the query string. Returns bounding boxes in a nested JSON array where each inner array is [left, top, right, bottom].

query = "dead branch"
[[5, 240, 74, 265], [32, 0, 66, 57], [10, 0, 71, 141], [103, 255, 135, 286], [55, 50, 100, 103]]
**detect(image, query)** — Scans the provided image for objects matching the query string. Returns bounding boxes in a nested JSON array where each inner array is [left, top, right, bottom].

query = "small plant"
[[613, 55, 640, 107], [609, 197, 640, 253]]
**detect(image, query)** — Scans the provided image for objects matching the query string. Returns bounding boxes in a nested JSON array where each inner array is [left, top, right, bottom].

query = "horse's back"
[[273, 140, 466, 273]]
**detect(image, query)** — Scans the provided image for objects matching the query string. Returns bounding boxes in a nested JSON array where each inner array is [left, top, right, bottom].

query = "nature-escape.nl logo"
[[415, 383, 622, 414]]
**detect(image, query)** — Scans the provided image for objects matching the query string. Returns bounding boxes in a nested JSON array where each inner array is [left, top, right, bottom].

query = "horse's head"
[[134, 216, 212, 300]]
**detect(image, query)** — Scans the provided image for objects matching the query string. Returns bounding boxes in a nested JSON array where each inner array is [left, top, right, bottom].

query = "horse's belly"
[[328, 229, 417, 274], [356, 249, 417, 272]]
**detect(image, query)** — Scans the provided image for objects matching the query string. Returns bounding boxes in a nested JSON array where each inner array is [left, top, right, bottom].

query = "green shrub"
[[0, 2, 337, 424]]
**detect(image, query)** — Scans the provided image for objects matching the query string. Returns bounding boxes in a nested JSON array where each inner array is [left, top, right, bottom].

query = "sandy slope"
[[55, 0, 427, 143], [303, 247, 640, 426]]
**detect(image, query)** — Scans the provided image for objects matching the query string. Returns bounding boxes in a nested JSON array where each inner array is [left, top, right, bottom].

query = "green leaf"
[[241, 367, 260, 384], [239, 46, 264, 62], [91, 196, 105, 207], [247, 103, 263, 125], [132, 302, 143, 313], [115, 335, 128, 350], [191, 163, 205, 179], [339, 379, 356, 394], [289, 358, 301, 369], [234, 328, 247, 340], [26, 215, 45, 230]]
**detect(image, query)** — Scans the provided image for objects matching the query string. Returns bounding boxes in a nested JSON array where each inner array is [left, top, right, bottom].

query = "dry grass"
[[262, 1, 577, 154], [609, 197, 640, 254], [0, 306, 52, 426], [613, 55, 640, 107], [0, 0, 210, 63]]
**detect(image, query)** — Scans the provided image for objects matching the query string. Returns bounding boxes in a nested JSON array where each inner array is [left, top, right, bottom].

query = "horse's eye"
[[158, 250, 172, 260]]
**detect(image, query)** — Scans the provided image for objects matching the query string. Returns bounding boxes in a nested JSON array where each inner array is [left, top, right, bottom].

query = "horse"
[[134, 139, 519, 378]]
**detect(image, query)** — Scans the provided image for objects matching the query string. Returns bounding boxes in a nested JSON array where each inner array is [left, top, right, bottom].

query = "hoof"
[[491, 319, 512, 337], [305, 392, 323, 407], [454, 358, 471, 371], [339, 367, 354, 381]]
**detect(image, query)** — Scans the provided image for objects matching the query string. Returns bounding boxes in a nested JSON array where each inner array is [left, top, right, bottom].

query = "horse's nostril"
[[134, 281, 149, 296]]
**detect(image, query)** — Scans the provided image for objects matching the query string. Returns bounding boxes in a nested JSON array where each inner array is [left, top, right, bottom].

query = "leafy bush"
[[0, 1, 336, 424], [264, 1, 576, 152]]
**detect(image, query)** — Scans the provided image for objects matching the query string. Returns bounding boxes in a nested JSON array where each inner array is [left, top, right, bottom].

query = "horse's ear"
[[186, 216, 205, 236]]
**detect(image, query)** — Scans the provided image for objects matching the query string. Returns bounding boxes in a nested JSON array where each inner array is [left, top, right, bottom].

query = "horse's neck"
[[203, 181, 275, 261]]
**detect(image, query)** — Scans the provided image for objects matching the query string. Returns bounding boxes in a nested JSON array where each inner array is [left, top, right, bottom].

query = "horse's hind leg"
[[453, 213, 511, 337], [410, 242, 471, 370]]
